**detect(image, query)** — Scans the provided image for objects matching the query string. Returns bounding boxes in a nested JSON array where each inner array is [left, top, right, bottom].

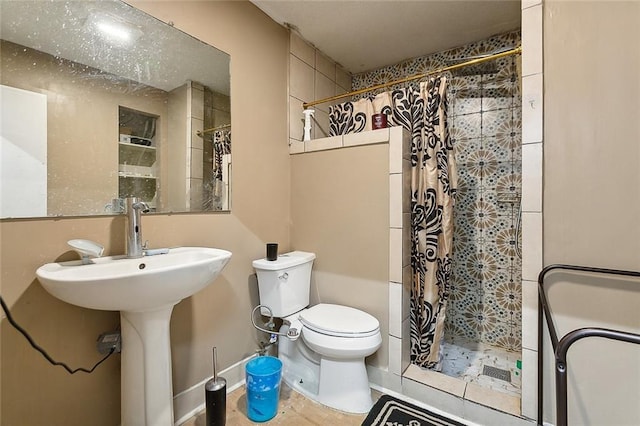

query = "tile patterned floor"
[[441, 335, 521, 398], [181, 383, 381, 425]]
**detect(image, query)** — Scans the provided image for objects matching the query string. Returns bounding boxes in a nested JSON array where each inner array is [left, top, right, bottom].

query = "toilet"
[[252, 251, 381, 414]]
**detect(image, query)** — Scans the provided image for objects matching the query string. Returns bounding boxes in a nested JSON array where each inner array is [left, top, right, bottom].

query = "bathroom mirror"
[[0, 0, 231, 219]]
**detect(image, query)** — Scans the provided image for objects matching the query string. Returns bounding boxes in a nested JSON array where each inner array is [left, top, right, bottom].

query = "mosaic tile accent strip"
[[354, 31, 522, 352]]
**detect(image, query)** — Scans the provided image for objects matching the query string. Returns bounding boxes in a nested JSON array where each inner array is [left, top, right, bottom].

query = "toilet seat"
[[299, 304, 380, 338]]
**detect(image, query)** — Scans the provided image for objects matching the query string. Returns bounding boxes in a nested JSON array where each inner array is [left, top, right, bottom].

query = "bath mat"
[[362, 394, 465, 426]]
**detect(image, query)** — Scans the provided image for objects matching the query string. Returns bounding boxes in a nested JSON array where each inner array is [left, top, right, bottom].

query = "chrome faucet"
[[125, 197, 150, 258]]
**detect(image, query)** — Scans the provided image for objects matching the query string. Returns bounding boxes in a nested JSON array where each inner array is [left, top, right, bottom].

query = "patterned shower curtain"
[[209, 129, 231, 210], [212, 129, 231, 181], [329, 77, 457, 370]]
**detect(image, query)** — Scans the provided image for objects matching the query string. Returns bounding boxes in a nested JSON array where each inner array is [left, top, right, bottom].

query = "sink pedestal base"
[[121, 305, 175, 426]]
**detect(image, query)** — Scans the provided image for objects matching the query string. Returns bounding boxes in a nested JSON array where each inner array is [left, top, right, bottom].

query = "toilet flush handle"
[[278, 272, 289, 280]]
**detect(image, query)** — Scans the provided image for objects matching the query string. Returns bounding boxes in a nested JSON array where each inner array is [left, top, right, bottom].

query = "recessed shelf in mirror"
[[118, 106, 159, 207], [119, 143, 157, 168]]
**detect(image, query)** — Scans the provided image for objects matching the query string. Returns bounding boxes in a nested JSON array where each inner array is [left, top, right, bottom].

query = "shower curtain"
[[212, 129, 231, 181], [329, 77, 457, 370], [209, 129, 231, 210]]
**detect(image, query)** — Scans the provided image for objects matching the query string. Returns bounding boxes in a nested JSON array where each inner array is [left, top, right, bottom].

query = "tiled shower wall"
[[352, 31, 523, 352], [446, 52, 522, 352], [186, 81, 205, 210]]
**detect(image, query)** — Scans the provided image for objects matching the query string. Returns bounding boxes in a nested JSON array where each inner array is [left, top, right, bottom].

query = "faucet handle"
[[143, 240, 149, 250]]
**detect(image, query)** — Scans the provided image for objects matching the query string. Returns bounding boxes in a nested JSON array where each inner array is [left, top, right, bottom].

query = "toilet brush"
[[205, 347, 226, 425]]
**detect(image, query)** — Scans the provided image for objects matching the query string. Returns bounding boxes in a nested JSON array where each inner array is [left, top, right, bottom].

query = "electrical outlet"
[[97, 331, 121, 354]]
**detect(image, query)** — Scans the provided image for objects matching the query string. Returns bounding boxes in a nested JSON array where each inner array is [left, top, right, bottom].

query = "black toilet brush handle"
[[205, 346, 226, 426]]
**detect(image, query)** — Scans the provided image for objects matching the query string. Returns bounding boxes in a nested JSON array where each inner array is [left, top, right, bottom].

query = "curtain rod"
[[197, 123, 231, 137], [302, 46, 522, 110]]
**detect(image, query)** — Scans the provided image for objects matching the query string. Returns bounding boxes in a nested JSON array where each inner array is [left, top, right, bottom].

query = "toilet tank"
[[252, 251, 316, 317]]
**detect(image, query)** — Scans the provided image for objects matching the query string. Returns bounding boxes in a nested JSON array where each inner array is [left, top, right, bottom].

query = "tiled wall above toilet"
[[288, 32, 352, 149]]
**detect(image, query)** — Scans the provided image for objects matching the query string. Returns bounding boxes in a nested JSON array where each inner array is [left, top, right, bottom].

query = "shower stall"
[[344, 31, 524, 397]]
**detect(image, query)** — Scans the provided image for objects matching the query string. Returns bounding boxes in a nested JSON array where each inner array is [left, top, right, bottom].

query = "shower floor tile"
[[441, 335, 521, 398]]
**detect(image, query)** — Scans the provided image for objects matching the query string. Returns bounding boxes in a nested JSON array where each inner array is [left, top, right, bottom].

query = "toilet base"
[[278, 326, 374, 414], [317, 357, 373, 413]]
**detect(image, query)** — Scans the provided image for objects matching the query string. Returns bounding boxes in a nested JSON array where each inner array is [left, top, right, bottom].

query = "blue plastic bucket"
[[245, 356, 283, 422]]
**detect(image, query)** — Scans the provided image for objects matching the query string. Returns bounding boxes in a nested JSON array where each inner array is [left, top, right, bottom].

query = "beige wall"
[[290, 144, 390, 368], [544, 0, 640, 269], [543, 1, 640, 424], [0, 1, 289, 424]]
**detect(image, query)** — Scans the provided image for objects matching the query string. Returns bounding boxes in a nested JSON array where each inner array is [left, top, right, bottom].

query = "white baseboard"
[[173, 354, 257, 425]]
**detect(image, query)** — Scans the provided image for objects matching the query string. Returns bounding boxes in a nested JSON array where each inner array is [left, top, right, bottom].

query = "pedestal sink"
[[36, 247, 232, 425]]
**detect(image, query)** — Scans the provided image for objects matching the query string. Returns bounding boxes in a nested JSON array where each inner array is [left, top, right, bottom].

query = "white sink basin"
[[36, 246, 232, 312], [36, 246, 231, 425]]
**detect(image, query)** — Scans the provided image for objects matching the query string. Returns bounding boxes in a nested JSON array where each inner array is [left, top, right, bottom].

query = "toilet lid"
[[299, 304, 380, 337]]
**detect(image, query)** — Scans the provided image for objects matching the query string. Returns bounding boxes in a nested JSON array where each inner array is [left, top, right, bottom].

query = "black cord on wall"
[[0, 296, 115, 374]]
